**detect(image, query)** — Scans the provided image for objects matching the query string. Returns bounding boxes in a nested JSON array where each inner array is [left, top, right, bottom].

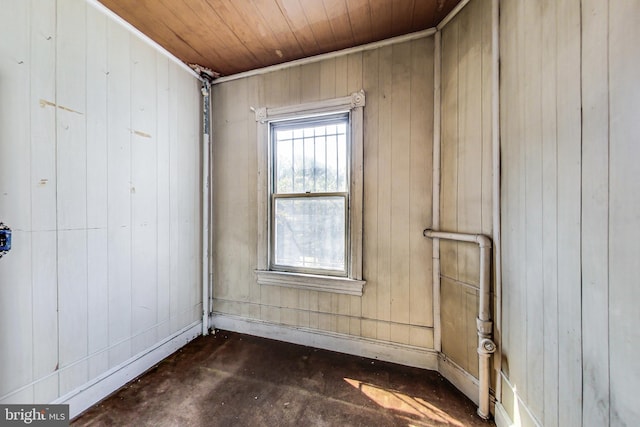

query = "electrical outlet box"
[[0, 223, 11, 256]]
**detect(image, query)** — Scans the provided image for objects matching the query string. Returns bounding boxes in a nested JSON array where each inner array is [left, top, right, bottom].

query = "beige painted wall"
[[439, 0, 494, 380], [212, 37, 435, 349], [500, 0, 640, 426]]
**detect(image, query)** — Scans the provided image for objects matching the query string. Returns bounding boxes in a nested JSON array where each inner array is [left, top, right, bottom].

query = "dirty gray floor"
[[72, 330, 495, 426]]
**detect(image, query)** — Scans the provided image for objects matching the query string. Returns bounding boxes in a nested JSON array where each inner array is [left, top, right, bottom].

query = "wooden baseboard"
[[211, 313, 439, 370], [495, 402, 515, 427], [437, 354, 481, 406], [497, 373, 542, 427]]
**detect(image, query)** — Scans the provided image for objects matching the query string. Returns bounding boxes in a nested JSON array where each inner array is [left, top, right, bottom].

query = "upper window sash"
[[271, 113, 350, 196]]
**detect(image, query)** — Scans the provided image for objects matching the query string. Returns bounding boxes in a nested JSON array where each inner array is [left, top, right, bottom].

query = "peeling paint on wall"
[[39, 98, 83, 115], [132, 129, 152, 138]]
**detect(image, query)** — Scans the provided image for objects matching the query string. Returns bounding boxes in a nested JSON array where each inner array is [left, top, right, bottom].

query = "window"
[[271, 114, 350, 276], [254, 91, 366, 296]]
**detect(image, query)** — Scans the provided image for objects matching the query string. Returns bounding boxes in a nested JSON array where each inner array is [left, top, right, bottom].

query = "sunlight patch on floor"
[[344, 378, 465, 426]]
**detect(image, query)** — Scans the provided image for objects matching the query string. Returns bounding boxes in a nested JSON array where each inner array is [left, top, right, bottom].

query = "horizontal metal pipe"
[[423, 229, 492, 248]]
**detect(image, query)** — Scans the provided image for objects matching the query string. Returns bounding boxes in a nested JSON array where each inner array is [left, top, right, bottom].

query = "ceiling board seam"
[[200, 0, 263, 67], [223, 0, 277, 65], [264, 0, 306, 57], [298, 1, 335, 50], [247, 0, 303, 60], [341, 0, 357, 47], [174, 0, 241, 72], [274, 0, 320, 55], [321, 0, 340, 47]]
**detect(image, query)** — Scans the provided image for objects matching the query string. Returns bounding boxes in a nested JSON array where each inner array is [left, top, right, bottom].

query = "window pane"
[[337, 133, 347, 192], [278, 129, 292, 140], [274, 117, 349, 195], [274, 196, 345, 272], [325, 135, 337, 192], [304, 137, 314, 192], [293, 137, 304, 192], [275, 138, 293, 193], [315, 136, 326, 192]]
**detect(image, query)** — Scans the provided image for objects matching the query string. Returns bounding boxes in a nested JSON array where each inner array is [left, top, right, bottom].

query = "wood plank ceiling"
[[99, 0, 462, 76]]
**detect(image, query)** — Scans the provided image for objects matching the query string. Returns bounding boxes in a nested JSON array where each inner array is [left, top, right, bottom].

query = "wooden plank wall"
[[439, 0, 493, 380], [500, 1, 582, 424], [0, 0, 201, 404], [212, 37, 434, 350], [500, 0, 640, 425], [607, 2, 640, 424]]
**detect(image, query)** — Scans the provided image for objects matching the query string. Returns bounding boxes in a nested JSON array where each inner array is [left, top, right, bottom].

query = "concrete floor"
[[72, 331, 495, 426]]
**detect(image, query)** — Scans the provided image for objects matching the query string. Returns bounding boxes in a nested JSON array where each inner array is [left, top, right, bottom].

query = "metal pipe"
[[423, 228, 496, 419], [201, 81, 212, 336], [491, 0, 503, 403], [432, 29, 442, 353], [424, 229, 490, 246]]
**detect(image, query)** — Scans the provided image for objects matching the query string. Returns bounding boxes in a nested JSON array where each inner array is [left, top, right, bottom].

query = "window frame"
[[270, 113, 351, 277], [254, 91, 366, 296]]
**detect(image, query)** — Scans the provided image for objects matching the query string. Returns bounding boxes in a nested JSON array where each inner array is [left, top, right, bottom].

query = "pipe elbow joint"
[[476, 234, 492, 248], [478, 338, 497, 355]]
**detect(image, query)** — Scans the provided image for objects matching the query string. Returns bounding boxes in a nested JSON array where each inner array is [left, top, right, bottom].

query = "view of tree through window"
[[271, 115, 349, 274]]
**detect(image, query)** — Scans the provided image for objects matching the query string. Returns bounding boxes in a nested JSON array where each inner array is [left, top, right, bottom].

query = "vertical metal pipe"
[[478, 347, 492, 418], [432, 29, 442, 353], [201, 81, 211, 336], [477, 242, 495, 419], [491, 0, 503, 404]]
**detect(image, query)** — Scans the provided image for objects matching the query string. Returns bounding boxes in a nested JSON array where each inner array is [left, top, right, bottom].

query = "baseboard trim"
[[437, 354, 481, 406], [495, 402, 514, 427], [497, 372, 542, 427], [55, 321, 202, 419], [211, 313, 439, 370]]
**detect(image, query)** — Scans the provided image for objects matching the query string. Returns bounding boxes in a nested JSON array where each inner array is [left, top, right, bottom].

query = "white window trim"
[[254, 91, 366, 296]]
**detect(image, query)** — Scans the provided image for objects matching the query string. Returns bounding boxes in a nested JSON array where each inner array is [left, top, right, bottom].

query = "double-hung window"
[[255, 91, 366, 296], [271, 114, 349, 276]]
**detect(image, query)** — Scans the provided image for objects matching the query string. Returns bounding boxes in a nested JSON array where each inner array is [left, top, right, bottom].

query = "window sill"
[[255, 270, 365, 296]]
